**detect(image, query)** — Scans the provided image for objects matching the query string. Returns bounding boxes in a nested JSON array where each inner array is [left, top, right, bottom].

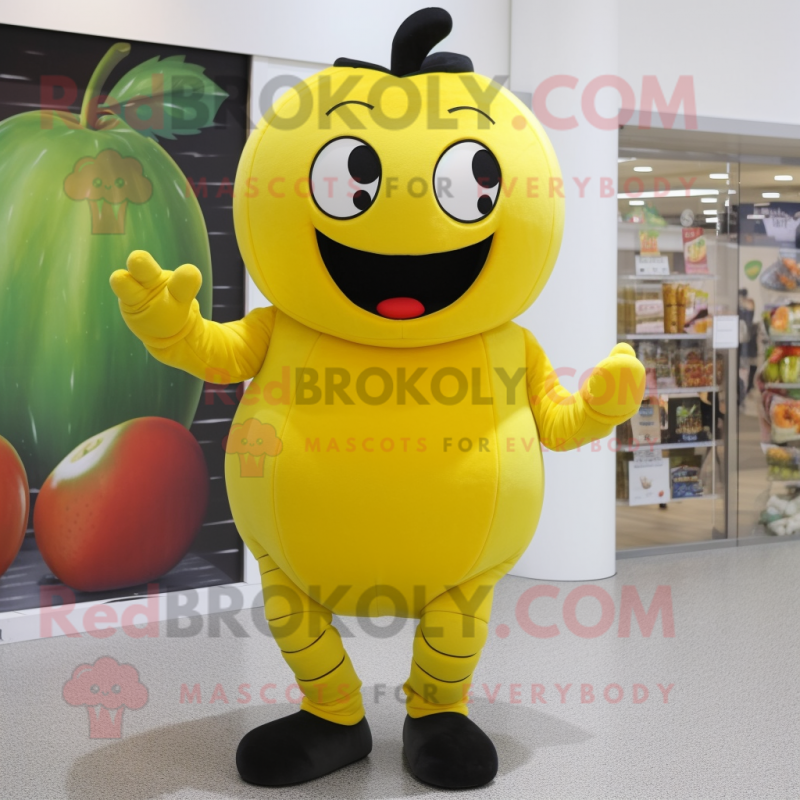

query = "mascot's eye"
[[93, 177, 102, 188], [111, 684, 121, 694], [90, 684, 100, 694], [115, 177, 125, 188], [433, 141, 501, 223], [310, 137, 381, 219]]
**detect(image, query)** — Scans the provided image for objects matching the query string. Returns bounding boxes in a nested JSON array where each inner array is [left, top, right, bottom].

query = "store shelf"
[[617, 493, 718, 506], [768, 334, 800, 342], [619, 333, 713, 340], [619, 273, 717, 282], [653, 385, 719, 395], [617, 440, 720, 453], [765, 382, 800, 390]]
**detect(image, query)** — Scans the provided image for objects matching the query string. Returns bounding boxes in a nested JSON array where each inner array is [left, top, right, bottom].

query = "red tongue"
[[376, 297, 425, 320]]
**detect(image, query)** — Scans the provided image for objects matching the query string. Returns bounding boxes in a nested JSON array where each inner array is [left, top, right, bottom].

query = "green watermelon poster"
[[0, 24, 249, 609]]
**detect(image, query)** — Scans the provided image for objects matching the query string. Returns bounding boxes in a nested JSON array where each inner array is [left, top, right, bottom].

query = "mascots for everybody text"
[[111, 8, 644, 789]]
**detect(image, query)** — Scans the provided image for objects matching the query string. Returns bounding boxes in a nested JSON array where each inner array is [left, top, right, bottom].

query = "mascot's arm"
[[523, 329, 645, 452], [110, 250, 275, 383]]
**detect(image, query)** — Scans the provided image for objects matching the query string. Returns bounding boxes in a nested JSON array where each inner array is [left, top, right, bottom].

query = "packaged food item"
[[667, 397, 708, 442], [655, 341, 676, 389], [766, 303, 800, 336], [635, 341, 658, 392], [760, 257, 800, 293], [760, 489, 800, 535], [769, 397, 800, 444], [639, 229, 661, 257], [630, 398, 661, 445], [635, 295, 664, 334], [682, 228, 709, 274], [669, 455, 703, 498], [662, 283, 678, 333], [676, 342, 705, 387], [780, 355, 800, 384], [684, 288, 710, 333], [676, 283, 687, 330], [766, 445, 800, 480], [764, 345, 800, 384]]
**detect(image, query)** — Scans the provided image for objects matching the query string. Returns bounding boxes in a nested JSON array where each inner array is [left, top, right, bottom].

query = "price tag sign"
[[713, 315, 739, 349], [635, 255, 669, 276], [628, 458, 670, 506]]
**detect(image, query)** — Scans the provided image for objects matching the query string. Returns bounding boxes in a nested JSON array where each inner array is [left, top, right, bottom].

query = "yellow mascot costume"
[[111, 7, 644, 789]]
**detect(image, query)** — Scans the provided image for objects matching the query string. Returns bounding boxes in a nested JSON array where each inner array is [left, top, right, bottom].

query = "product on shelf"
[[764, 303, 800, 338], [639, 229, 661, 257], [634, 293, 664, 333], [675, 342, 706, 387], [682, 228, 709, 274], [769, 397, 800, 444], [654, 342, 675, 387], [622, 281, 710, 336], [676, 283, 687, 330], [683, 286, 711, 333], [634, 340, 714, 390], [630, 398, 661, 445], [669, 454, 703, 498], [760, 490, 800, 536], [667, 397, 709, 443], [662, 283, 679, 333], [760, 256, 800, 293], [765, 445, 800, 481]]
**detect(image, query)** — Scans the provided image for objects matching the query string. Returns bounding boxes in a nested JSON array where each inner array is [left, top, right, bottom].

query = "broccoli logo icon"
[[223, 418, 283, 477], [62, 656, 148, 739], [64, 149, 153, 234]]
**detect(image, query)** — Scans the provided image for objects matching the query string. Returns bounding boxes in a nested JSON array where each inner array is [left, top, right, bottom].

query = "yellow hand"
[[109, 250, 203, 341], [581, 343, 646, 419]]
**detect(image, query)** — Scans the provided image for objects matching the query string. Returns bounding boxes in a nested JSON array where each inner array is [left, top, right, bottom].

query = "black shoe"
[[236, 710, 372, 786], [403, 712, 498, 789]]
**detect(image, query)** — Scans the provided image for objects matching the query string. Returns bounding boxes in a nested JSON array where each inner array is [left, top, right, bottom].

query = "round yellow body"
[[227, 312, 543, 617]]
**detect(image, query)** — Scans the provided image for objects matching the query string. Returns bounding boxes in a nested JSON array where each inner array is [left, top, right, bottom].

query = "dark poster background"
[[0, 24, 248, 612]]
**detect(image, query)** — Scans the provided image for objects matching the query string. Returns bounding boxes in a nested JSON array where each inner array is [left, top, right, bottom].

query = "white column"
[[510, 0, 620, 580]]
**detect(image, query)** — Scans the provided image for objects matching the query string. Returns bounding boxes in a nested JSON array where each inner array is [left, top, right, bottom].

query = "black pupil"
[[348, 144, 380, 185], [353, 190, 371, 211], [472, 148, 500, 216]]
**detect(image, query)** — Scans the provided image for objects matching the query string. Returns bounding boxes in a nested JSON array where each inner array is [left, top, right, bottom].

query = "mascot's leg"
[[236, 552, 371, 786], [402, 561, 512, 789]]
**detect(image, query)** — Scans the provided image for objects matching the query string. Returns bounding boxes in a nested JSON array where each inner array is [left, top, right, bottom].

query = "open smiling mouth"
[[316, 230, 493, 320]]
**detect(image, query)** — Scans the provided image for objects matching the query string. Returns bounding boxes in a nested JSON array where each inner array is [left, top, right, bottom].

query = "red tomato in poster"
[[0, 435, 29, 578], [34, 417, 208, 592]]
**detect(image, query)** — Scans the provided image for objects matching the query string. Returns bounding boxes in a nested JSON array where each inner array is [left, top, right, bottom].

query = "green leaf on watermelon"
[[104, 55, 228, 140]]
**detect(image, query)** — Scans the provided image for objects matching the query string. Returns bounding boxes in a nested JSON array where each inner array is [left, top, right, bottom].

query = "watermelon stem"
[[80, 43, 132, 130]]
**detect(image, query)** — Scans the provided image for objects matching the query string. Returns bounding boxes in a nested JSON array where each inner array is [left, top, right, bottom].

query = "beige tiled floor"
[[1, 542, 799, 799]]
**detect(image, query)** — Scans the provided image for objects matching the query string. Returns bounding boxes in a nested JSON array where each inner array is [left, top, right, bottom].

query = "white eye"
[[434, 140, 501, 223], [310, 137, 381, 219]]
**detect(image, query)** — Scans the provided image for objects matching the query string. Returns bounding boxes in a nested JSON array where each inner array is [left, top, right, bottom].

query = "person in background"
[[739, 288, 758, 407]]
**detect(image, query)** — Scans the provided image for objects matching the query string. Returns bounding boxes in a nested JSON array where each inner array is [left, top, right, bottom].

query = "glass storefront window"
[[738, 166, 800, 540], [615, 155, 739, 551]]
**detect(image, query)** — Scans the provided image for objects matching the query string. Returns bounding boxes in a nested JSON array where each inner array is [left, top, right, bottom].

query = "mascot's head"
[[234, 7, 564, 347]]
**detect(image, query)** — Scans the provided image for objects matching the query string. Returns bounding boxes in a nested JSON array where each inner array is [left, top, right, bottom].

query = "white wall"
[[618, 0, 800, 127], [1, 0, 510, 80]]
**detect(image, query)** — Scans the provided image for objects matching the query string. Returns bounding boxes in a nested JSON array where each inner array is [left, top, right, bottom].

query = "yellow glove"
[[109, 250, 203, 344], [581, 343, 645, 422]]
